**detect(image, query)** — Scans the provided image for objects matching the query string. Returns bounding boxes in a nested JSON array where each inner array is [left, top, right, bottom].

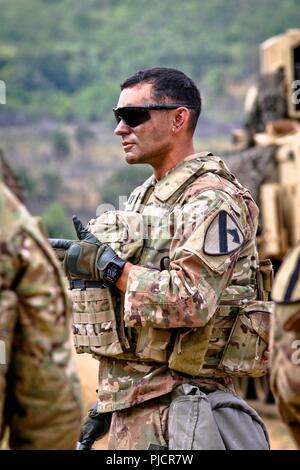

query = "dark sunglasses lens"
[[113, 109, 121, 124], [114, 108, 151, 127]]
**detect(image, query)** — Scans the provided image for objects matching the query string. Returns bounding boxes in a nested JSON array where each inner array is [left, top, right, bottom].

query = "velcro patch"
[[203, 210, 244, 255]]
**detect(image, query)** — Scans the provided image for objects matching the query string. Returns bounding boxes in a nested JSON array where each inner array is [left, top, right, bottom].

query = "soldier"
[[270, 243, 300, 448], [0, 180, 83, 449], [53, 67, 271, 450]]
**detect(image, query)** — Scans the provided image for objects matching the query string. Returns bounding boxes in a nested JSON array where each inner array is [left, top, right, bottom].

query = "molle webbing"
[[71, 288, 124, 355]]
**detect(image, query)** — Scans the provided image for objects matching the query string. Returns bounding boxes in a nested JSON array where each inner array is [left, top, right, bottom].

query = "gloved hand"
[[48, 238, 74, 261], [77, 402, 112, 450], [63, 216, 126, 285]]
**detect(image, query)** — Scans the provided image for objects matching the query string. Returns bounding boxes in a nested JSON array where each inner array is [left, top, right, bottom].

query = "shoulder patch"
[[272, 243, 300, 304], [203, 210, 244, 255]]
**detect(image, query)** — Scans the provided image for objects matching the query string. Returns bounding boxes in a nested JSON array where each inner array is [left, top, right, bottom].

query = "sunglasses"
[[113, 104, 196, 128]]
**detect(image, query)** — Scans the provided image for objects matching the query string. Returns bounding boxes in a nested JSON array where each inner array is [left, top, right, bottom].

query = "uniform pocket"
[[136, 326, 171, 363], [218, 300, 273, 377]]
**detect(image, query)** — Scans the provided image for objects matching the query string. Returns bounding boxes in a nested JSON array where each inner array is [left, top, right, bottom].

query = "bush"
[[43, 202, 75, 238], [100, 164, 152, 208], [52, 129, 71, 158], [75, 124, 95, 146]]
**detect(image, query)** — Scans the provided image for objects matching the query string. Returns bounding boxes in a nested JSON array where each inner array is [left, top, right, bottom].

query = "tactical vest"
[[71, 154, 273, 378], [71, 210, 144, 357]]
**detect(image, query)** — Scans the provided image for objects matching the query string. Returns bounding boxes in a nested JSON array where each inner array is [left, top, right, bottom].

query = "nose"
[[114, 119, 131, 136]]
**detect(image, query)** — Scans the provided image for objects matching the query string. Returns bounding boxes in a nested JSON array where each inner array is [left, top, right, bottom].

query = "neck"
[[153, 141, 195, 180]]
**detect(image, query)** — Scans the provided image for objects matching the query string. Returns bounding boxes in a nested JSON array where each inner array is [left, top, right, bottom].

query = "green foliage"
[[100, 164, 152, 208], [17, 167, 63, 204], [1, 0, 299, 121], [52, 129, 71, 158], [75, 124, 95, 146], [42, 201, 75, 238], [16, 167, 37, 194]]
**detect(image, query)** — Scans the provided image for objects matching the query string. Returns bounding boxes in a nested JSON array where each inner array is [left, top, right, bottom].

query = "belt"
[[69, 279, 105, 290]]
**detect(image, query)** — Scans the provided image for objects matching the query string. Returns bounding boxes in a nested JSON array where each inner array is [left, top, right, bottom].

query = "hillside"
[[0, 0, 299, 123], [1, 0, 299, 235], [0, 123, 231, 237]]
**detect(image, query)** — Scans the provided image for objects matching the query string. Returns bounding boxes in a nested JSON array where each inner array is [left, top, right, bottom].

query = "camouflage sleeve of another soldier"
[[0, 181, 83, 450], [270, 242, 300, 448]]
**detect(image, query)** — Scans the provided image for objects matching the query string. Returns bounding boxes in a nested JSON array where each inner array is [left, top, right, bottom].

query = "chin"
[[125, 152, 141, 164], [125, 155, 138, 165]]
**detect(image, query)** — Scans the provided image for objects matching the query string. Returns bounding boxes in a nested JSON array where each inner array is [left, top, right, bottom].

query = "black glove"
[[77, 402, 112, 450], [63, 216, 126, 285], [49, 238, 74, 261], [49, 238, 74, 250]]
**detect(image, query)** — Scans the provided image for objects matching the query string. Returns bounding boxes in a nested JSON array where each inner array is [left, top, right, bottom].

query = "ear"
[[172, 107, 190, 133]]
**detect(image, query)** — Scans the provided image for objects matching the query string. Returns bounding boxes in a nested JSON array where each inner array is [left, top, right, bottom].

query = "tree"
[[52, 129, 71, 158], [43, 202, 75, 238]]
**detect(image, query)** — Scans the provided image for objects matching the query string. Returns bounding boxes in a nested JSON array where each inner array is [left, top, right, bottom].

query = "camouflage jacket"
[[97, 153, 259, 412], [271, 243, 300, 448], [0, 181, 83, 449]]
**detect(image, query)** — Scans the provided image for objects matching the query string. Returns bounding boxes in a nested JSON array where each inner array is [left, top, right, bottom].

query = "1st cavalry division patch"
[[204, 210, 244, 256]]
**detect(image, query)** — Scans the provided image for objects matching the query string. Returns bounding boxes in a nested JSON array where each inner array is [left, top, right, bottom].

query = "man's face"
[[114, 83, 174, 166]]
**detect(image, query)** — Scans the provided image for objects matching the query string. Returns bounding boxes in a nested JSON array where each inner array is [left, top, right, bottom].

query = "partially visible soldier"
[[0, 179, 83, 449], [270, 243, 300, 448]]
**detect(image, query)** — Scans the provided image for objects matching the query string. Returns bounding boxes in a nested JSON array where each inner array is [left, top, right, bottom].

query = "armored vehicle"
[[225, 29, 300, 403]]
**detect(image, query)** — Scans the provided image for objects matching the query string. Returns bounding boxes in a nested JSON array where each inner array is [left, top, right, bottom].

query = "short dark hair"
[[120, 67, 201, 134]]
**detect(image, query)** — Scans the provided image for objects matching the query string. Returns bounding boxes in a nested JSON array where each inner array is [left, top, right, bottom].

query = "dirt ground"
[[75, 354, 298, 451]]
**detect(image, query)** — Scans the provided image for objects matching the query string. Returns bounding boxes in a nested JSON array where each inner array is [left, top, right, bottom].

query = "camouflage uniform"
[[94, 153, 261, 449], [270, 243, 300, 448], [0, 181, 83, 449]]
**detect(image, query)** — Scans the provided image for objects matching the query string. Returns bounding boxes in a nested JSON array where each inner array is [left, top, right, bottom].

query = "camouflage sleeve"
[[0, 290, 18, 442], [270, 245, 300, 447], [270, 307, 300, 447], [1, 227, 83, 450], [124, 189, 250, 329]]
